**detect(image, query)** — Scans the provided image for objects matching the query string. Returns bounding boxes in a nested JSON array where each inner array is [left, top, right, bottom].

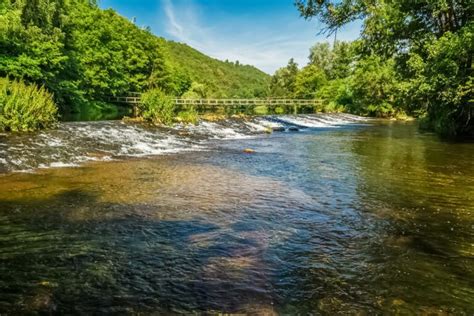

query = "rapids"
[[0, 114, 366, 173]]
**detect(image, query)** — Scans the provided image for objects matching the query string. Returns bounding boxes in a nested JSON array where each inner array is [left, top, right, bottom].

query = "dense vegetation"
[[0, 0, 269, 130], [163, 41, 269, 98], [0, 0, 472, 137], [138, 88, 198, 125], [270, 42, 400, 115], [273, 0, 473, 137], [0, 77, 57, 131]]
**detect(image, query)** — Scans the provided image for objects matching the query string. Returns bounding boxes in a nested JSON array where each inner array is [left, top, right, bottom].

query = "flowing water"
[[0, 114, 473, 314]]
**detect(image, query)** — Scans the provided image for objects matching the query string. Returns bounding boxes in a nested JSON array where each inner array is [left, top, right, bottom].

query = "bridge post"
[[133, 104, 138, 117]]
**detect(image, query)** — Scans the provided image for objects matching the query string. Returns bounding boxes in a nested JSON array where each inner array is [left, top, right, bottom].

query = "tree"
[[309, 42, 333, 78], [182, 82, 208, 99], [294, 64, 327, 99], [349, 56, 398, 117], [0, 0, 270, 118], [332, 41, 356, 79], [309, 41, 357, 79], [270, 58, 299, 97], [296, 0, 474, 137]]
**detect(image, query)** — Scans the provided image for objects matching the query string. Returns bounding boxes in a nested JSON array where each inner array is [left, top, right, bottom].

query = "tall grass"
[[0, 78, 58, 132]]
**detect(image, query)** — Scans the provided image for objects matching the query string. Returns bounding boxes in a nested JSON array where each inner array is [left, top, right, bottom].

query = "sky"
[[99, 0, 362, 74]]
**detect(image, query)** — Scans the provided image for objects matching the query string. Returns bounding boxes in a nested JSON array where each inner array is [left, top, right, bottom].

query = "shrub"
[[253, 105, 268, 115], [176, 106, 199, 125], [139, 88, 175, 125], [0, 78, 58, 132]]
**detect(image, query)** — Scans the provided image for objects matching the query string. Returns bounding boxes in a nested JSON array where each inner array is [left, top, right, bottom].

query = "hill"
[[163, 41, 269, 98], [0, 0, 270, 116]]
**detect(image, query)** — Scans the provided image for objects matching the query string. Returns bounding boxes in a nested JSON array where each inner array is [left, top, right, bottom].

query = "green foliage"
[[163, 41, 270, 98], [0, 77, 57, 131], [176, 107, 199, 125], [295, 0, 473, 137], [309, 41, 357, 80], [309, 43, 333, 78], [182, 82, 208, 99], [253, 105, 269, 115], [139, 89, 175, 125], [140, 88, 199, 125], [315, 78, 352, 112], [62, 101, 130, 122], [0, 0, 270, 122], [349, 56, 398, 117], [69, 7, 163, 100], [401, 24, 474, 136], [294, 64, 327, 99], [269, 58, 299, 97]]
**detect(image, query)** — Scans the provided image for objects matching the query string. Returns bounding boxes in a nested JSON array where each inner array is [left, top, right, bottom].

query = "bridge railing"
[[109, 96, 323, 106]]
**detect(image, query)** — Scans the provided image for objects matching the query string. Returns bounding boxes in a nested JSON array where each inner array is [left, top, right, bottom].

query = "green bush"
[[274, 106, 285, 114], [139, 89, 176, 125], [253, 105, 268, 115], [0, 78, 58, 132], [176, 106, 199, 125]]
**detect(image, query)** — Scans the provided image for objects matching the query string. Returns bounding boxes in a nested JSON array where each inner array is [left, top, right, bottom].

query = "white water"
[[0, 114, 368, 173]]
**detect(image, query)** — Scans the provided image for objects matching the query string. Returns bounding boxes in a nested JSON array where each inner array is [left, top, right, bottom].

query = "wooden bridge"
[[109, 94, 322, 107]]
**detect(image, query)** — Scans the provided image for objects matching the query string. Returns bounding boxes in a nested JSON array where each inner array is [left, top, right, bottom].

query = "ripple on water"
[[1, 119, 472, 314]]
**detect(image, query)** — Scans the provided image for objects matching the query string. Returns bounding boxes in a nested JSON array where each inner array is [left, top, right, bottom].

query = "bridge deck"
[[109, 96, 322, 106]]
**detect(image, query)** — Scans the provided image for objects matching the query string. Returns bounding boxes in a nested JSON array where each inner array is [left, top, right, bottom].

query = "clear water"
[[0, 116, 473, 314]]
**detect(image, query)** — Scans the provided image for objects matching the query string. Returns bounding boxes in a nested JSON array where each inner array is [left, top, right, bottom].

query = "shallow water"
[[0, 116, 473, 314]]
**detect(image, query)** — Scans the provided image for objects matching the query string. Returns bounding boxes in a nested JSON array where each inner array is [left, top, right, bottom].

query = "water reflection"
[[0, 121, 473, 314]]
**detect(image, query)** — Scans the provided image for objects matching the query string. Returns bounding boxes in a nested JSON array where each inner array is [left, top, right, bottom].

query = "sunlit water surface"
[[0, 115, 473, 314]]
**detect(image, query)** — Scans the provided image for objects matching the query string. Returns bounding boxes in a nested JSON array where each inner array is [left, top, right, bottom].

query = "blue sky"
[[99, 0, 362, 74]]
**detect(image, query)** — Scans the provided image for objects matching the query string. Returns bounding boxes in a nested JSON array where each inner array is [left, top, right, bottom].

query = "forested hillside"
[[0, 0, 269, 118], [163, 41, 269, 98]]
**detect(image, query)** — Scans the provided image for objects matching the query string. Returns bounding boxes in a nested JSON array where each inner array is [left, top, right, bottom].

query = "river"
[[0, 114, 473, 314]]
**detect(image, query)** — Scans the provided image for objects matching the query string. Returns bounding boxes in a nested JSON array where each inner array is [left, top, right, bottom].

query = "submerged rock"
[[287, 126, 299, 132], [24, 287, 56, 313]]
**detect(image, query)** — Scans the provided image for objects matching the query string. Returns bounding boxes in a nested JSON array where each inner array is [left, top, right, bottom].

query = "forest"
[[0, 0, 269, 129], [270, 0, 473, 137], [0, 0, 473, 137]]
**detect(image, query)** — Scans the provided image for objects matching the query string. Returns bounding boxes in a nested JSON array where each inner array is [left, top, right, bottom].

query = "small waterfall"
[[0, 114, 368, 173]]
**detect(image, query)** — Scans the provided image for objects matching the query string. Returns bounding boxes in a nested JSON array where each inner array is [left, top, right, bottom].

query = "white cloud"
[[161, 0, 361, 74], [163, 0, 184, 39]]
